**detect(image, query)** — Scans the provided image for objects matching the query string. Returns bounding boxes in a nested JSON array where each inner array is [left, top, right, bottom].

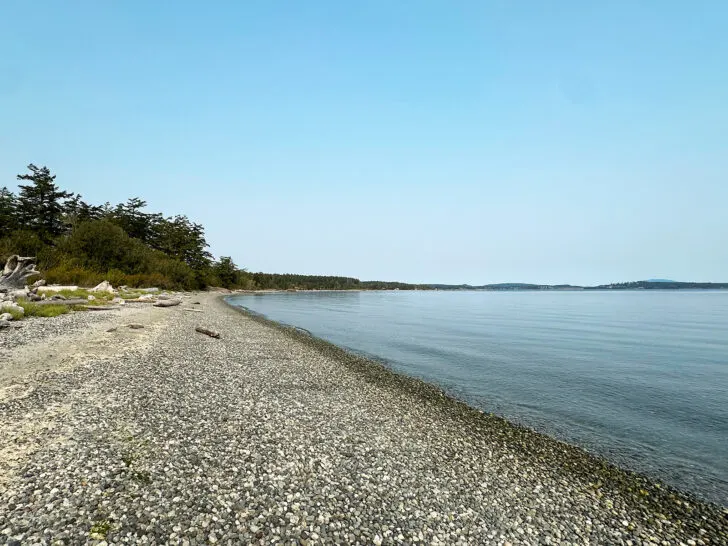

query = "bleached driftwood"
[[153, 299, 181, 308], [0, 255, 40, 292]]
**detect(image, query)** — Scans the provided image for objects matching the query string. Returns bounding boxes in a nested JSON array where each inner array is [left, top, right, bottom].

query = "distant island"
[[425, 281, 728, 291]]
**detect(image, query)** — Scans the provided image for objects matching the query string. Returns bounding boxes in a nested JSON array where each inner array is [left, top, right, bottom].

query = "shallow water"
[[227, 290, 728, 505]]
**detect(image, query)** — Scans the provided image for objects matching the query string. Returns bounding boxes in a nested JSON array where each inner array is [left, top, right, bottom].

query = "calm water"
[[227, 290, 728, 505]]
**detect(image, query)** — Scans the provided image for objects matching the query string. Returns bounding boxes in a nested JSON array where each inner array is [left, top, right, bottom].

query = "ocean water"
[[227, 290, 728, 505]]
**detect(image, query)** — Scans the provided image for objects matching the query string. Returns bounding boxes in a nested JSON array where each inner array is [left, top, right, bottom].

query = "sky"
[[1, 1, 726, 285]]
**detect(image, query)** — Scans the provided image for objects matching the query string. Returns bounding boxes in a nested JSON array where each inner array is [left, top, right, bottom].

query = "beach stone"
[[90, 280, 114, 293], [0, 302, 23, 316], [0, 312, 13, 321]]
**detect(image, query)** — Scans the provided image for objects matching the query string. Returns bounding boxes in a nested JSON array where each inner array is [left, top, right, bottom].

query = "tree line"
[[0, 164, 426, 291], [0, 164, 252, 289]]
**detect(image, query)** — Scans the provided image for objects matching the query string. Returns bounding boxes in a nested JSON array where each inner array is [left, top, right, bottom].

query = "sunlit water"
[[227, 290, 728, 505]]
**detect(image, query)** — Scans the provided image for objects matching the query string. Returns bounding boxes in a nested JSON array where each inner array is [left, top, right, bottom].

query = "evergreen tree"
[[0, 187, 17, 238], [16, 164, 73, 241]]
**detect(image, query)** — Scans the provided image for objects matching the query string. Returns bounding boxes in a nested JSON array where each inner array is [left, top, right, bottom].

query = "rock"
[[91, 280, 114, 293], [0, 320, 10, 329], [87, 295, 96, 301], [0, 302, 23, 317], [31, 279, 46, 288], [111, 297, 125, 305], [128, 324, 145, 329], [51, 294, 67, 301], [0, 312, 13, 321], [9, 289, 28, 299]]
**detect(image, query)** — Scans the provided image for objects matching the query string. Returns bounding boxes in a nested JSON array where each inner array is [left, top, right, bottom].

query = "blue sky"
[[1, 1, 726, 284]]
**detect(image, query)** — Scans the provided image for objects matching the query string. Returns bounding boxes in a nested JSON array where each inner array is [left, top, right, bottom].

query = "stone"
[[91, 280, 114, 293], [0, 302, 23, 316], [0, 312, 13, 321], [87, 295, 96, 301]]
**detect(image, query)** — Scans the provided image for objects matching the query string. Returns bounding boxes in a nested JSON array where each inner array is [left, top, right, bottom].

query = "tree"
[[16, 164, 73, 241], [109, 197, 161, 243], [213, 256, 239, 287], [151, 215, 212, 271], [0, 187, 17, 238]]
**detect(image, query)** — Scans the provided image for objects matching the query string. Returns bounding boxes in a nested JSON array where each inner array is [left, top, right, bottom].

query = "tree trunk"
[[0, 255, 40, 292]]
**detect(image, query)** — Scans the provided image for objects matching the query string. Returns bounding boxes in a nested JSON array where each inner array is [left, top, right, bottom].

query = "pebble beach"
[[0, 292, 726, 545]]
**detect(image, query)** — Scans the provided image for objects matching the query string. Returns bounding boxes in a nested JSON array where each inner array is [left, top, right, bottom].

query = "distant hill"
[[425, 281, 728, 291]]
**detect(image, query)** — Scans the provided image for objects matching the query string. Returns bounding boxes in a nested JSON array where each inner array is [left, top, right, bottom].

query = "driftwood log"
[[195, 326, 220, 339], [153, 299, 181, 308], [0, 255, 40, 291]]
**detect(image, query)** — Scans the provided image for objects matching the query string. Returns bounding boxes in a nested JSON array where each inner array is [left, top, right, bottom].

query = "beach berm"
[[0, 292, 725, 545]]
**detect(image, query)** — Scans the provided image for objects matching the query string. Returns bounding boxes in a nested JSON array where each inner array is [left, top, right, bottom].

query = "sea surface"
[[227, 290, 728, 505]]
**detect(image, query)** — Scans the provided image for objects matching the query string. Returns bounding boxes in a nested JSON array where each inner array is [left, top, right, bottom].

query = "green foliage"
[[1, 163, 426, 292], [16, 164, 73, 242], [0, 187, 17, 238], [0, 230, 47, 258], [17, 300, 70, 318]]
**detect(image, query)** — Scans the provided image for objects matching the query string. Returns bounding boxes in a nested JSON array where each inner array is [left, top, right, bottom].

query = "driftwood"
[[0, 255, 40, 291], [153, 299, 181, 308], [195, 326, 220, 339], [84, 305, 119, 311], [123, 298, 156, 303]]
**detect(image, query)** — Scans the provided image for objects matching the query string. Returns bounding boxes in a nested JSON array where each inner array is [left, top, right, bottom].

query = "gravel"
[[0, 293, 726, 545]]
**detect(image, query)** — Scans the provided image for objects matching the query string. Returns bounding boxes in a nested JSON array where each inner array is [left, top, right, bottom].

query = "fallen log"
[[122, 298, 156, 303], [153, 299, 181, 308], [0, 255, 41, 291], [83, 305, 120, 311], [195, 326, 220, 339]]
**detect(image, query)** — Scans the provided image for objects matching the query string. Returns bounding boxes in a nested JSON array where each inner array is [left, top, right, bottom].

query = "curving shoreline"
[[0, 291, 725, 544], [222, 296, 727, 539]]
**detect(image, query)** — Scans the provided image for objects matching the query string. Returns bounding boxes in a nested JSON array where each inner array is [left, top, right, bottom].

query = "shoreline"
[[222, 297, 726, 515], [0, 292, 725, 544]]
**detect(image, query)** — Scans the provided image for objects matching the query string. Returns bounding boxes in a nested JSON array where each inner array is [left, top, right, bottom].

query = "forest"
[[0, 164, 423, 291]]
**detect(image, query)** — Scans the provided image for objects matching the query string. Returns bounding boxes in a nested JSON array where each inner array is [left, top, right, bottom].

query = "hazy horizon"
[[2, 1, 726, 285]]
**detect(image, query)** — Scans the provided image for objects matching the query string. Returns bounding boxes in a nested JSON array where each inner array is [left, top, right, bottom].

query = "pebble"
[[0, 293, 725, 545]]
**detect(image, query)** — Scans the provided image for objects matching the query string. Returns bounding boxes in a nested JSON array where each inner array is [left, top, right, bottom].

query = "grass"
[[37, 287, 115, 303], [89, 519, 113, 539], [17, 299, 70, 318]]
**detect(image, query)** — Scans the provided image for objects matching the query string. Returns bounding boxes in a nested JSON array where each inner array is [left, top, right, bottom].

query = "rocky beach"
[[0, 292, 726, 545]]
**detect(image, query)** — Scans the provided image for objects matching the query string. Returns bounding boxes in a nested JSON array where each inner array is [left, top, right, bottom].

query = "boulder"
[[0, 312, 13, 321], [0, 302, 24, 317], [91, 280, 114, 293]]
